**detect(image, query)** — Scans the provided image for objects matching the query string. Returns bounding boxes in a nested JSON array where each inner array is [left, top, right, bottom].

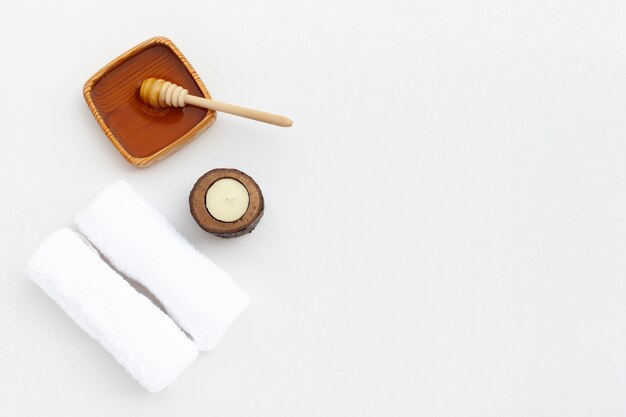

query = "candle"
[[205, 178, 250, 222], [190, 169, 264, 238]]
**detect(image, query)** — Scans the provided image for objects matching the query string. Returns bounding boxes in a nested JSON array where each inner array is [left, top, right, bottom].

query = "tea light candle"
[[205, 178, 250, 222], [190, 169, 264, 238]]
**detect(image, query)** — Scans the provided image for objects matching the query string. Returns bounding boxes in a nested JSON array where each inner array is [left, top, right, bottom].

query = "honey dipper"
[[139, 78, 292, 127]]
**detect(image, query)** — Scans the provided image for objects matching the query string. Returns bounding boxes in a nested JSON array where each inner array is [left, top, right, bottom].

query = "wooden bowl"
[[83, 36, 216, 167]]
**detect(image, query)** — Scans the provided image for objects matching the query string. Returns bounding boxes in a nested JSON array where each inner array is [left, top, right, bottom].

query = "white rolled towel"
[[75, 181, 249, 351], [25, 228, 198, 393]]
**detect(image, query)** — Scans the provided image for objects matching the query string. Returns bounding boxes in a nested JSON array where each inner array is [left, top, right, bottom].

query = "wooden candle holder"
[[190, 169, 264, 238], [83, 36, 215, 167]]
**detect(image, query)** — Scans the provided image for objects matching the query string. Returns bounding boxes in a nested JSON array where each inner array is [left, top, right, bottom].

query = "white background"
[[2, 0, 626, 415]]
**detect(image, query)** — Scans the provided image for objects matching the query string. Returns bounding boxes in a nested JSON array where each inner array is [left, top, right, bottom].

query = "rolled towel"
[[25, 228, 198, 393], [75, 181, 249, 351]]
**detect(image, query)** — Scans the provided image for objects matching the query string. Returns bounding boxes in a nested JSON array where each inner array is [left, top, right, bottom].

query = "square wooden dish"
[[83, 36, 216, 167]]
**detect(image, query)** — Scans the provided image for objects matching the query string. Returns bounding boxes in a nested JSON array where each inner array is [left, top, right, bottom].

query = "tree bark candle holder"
[[190, 169, 264, 238]]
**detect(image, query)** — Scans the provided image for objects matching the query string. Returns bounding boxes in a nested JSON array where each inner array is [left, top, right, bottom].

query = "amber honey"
[[84, 37, 215, 166]]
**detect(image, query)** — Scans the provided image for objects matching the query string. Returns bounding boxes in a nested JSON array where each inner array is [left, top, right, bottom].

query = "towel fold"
[[25, 228, 198, 393], [75, 181, 249, 351]]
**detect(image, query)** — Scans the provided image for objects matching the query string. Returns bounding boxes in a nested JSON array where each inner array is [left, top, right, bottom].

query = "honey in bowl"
[[84, 37, 215, 167]]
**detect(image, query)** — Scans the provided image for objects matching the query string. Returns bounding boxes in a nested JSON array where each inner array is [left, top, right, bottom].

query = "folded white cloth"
[[75, 181, 249, 351], [25, 228, 198, 393]]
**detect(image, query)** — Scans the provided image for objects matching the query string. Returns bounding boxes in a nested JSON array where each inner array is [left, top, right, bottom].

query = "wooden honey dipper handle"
[[140, 78, 292, 127]]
